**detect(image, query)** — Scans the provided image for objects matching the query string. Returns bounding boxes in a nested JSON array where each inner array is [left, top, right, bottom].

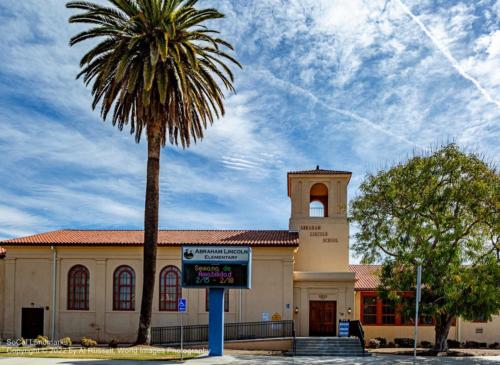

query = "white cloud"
[[395, 0, 500, 108], [461, 29, 500, 92], [185, 91, 302, 178], [0, 0, 498, 247]]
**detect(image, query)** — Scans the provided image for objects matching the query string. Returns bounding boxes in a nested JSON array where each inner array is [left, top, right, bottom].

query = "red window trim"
[[67, 265, 90, 310], [159, 265, 182, 311], [360, 291, 437, 326], [113, 265, 135, 311]]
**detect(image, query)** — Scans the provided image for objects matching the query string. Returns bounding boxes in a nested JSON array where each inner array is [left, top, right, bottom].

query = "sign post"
[[178, 297, 187, 361], [181, 246, 252, 357], [413, 265, 422, 362], [208, 288, 225, 356]]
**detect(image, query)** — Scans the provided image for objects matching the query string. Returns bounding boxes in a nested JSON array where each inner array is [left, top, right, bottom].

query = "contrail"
[[395, 0, 500, 109], [255, 69, 426, 149]]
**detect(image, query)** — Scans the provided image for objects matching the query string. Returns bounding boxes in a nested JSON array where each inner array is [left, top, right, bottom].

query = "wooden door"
[[21, 308, 44, 339], [309, 301, 336, 336]]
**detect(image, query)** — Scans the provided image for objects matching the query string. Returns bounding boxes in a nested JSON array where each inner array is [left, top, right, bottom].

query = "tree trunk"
[[136, 121, 162, 345], [434, 313, 453, 352]]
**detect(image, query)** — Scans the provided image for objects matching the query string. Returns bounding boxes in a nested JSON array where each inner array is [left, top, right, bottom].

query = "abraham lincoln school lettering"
[[0, 167, 498, 345]]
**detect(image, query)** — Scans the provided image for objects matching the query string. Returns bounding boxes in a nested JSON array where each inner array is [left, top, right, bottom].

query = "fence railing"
[[349, 320, 366, 355], [151, 320, 294, 345], [309, 206, 325, 217]]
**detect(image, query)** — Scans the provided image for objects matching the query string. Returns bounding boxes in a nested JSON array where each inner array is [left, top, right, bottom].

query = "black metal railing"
[[349, 320, 365, 355], [309, 207, 325, 217], [151, 320, 294, 345]]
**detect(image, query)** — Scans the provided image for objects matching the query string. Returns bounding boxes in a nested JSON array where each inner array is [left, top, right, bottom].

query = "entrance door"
[[21, 308, 44, 339], [309, 301, 336, 336]]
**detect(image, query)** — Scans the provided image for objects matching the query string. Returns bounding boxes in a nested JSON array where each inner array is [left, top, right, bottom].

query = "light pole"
[[413, 264, 422, 362]]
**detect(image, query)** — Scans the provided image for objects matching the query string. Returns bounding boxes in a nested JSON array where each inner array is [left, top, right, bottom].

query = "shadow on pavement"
[[223, 355, 500, 365]]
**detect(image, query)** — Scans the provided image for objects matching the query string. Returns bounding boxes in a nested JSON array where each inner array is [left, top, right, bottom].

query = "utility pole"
[[413, 265, 422, 362]]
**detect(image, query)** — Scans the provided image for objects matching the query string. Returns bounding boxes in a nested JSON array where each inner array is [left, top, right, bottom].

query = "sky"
[[0, 0, 499, 259]]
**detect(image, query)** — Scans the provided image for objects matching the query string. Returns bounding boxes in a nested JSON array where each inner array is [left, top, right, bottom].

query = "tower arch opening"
[[309, 182, 328, 217]]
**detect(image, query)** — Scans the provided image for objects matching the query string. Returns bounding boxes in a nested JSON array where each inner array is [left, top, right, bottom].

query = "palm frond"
[[68, 0, 240, 147]]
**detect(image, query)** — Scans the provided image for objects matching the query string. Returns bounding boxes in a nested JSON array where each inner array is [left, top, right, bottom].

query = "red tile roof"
[[287, 166, 352, 195], [288, 166, 352, 175], [0, 230, 299, 247], [349, 264, 381, 290]]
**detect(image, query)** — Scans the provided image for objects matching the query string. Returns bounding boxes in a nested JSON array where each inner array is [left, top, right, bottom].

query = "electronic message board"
[[181, 246, 251, 289]]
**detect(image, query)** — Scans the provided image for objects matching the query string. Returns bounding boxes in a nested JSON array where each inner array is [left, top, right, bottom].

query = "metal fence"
[[151, 320, 294, 345], [309, 206, 325, 217]]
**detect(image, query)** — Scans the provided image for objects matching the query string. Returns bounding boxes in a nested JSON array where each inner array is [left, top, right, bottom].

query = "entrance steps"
[[292, 337, 370, 356]]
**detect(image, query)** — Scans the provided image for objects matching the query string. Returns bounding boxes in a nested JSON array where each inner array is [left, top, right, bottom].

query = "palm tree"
[[67, 0, 240, 344]]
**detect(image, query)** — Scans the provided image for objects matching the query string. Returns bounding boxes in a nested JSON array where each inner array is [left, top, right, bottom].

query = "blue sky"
[[0, 0, 499, 256]]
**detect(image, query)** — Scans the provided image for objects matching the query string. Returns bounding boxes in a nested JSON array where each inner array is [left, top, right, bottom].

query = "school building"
[[0, 167, 498, 345]]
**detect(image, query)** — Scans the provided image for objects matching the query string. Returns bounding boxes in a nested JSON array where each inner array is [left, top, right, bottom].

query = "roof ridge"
[[0, 229, 299, 247], [56, 229, 293, 232]]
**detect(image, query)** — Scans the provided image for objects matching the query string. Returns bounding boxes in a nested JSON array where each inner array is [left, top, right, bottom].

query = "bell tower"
[[288, 166, 351, 272]]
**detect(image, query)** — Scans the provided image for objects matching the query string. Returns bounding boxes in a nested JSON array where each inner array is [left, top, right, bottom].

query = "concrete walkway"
[[1, 355, 499, 365], [0, 359, 177, 365], [186, 354, 500, 364]]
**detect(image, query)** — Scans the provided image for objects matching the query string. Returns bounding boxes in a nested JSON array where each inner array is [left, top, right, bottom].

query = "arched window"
[[113, 265, 135, 311], [310, 183, 328, 217], [67, 265, 89, 310], [159, 265, 181, 311]]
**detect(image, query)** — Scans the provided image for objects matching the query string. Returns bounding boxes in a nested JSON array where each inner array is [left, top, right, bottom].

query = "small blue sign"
[[178, 298, 187, 312], [339, 320, 350, 337]]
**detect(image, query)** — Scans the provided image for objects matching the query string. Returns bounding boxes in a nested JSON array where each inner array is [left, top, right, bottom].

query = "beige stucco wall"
[[288, 174, 350, 272], [352, 291, 457, 343], [0, 258, 4, 336], [286, 173, 355, 337], [354, 291, 500, 345], [0, 245, 295, 343], [293, 273, 355, 337], [1, 249, 55, 340], [459, 316, 500, 344]]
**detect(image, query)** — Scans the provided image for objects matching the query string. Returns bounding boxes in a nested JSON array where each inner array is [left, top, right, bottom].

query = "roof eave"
[[0, 242, 299, 247], [287, 171, 352, 196]]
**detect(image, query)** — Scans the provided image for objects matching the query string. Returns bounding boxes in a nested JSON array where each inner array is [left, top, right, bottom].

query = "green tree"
[[351, 144, 499, 352], [67, 0, 240, 344]]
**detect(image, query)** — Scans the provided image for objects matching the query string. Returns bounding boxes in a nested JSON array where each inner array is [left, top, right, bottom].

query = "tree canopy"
[[350, 144, 499, 351]]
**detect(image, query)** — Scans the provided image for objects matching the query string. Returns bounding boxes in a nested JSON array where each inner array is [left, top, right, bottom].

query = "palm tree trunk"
[[136, 121, 161, 345]]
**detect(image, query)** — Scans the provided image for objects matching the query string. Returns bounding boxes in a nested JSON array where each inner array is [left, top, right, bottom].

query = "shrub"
[[488, 342, 499, 349], [464, 341, 480, 349], [108, 338, 119, 348], [81, 337, 97, 348], [394, 338, 414, 348], [366, 338, 381, 349], [420, 341, 432, 348], [447, 339, 461, 348], [387, 341, 395, 348], [58, 337, 72, 348], [34, 335, 49, 348], [375, 337, 387, 347]]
